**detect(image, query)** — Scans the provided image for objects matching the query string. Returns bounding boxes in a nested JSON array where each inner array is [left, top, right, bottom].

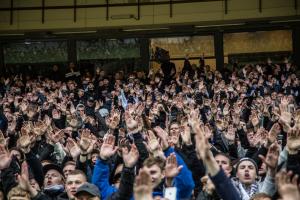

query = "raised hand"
[[145, 130, 160, 153], [204, 124, 213, 140], [18, 134, 34, 154], [180, 124, 192, 145], [134, 169, 153, 200], [0, 130, 9, 147], [188, 108, 200, 132], [136, 102, 145, 116], [47, 129, 64, 144], [125, 109, 138, 133], [122, 144, 139, 168], [79, 129, 95, 154], [7, 116, 17, 135], [33, 121, 47, 136], [165, 153, 183, 180], [259, 142, 280, 172], [0, 144, 12, 170], [153, 126, 169, 150], [17, 161, 31, 192], [100, 134, 118, 160], [268, 123, 281, 144], [276, 171, 300, 200], [286, 126, 300, 154], [106, 109, 121, 130], [224, 125, 236, 144], [65, 138, 81, 160]]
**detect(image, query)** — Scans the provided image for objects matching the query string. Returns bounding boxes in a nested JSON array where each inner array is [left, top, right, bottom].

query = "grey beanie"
[[235, 157, 258, 175]]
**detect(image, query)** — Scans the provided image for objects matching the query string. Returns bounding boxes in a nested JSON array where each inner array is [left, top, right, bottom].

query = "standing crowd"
[[0, 57, 299, 200]]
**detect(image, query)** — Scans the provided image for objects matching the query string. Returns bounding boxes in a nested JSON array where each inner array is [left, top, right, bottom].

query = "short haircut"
[[63, 161, 76, 168], [143, 157, 166, 171], [215, 152, 232, 165], [67, 170, 87, 181]]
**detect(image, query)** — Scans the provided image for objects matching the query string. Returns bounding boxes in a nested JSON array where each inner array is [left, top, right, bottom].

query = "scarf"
[[44, 184, 65, 195], [232, 178, 259, 200]]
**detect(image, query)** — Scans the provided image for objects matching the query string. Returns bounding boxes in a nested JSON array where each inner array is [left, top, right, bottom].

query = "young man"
[[65, 170, 87, 200], [142, 149, 195, 199]]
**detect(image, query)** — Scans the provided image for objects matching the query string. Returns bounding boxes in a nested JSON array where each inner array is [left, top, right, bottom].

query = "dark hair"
[[214, 152, 232, 165]]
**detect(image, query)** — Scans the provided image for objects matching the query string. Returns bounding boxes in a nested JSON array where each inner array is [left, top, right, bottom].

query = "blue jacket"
[[164, 147, 195, 199], [92, 159, 117, 200], [209, 169, 241, 200], [92, 147, 195, 200]]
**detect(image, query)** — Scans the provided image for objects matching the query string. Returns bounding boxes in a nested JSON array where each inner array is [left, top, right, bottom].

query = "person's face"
[[91, 153, 98, 165], [236, 161, 257, 185], [143, 165, 164, 188], [63, 164, 76, 178], [265, 96, 272, 105], [78, 90, 84, 97], [169, 123, 180, 137], [103, 79, 109, 85], [215, 154, 232, 177], [75, 193, 100, 200], [77, 107, 85, 116], [44, 169, 64, 187], [66, 174, 86, 199]]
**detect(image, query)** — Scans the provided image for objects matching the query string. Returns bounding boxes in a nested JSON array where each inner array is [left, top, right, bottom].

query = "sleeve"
[[250, 146, 268, 168], [38, 143, 54, 162], [132, 132, 149, 169], [107, 167, 135, 200], [31, 191, 51, 200], [180, 144, 206, 195], [53, 142, 66, 165], [92, 158, 117, 200], [287, 153, 300, 177], [259, 173, 276, 196], [164, 147, 195, 199], [209, 169, 241, 200], [0, 157, 19, 195], [25, 151, 44, 187]]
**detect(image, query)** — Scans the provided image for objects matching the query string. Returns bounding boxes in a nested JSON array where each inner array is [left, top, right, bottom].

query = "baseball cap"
[[74, 183, 100, 198]]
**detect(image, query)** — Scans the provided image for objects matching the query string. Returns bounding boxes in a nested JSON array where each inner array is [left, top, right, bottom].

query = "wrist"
[[165, 177, 174, 187], [286, 146, 298, 155], [100, 155, 109, 161], [80, 152, 88, 156]]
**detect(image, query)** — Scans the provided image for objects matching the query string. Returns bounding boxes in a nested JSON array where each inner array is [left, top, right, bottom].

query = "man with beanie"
[[233, 158, 259, 200]]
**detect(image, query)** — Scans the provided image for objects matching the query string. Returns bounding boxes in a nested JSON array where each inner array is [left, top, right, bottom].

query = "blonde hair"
[[7, 186, 30, 200]]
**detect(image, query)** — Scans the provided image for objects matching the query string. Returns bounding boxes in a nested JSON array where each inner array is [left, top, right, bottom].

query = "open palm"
[[100, 134, 118, 160]]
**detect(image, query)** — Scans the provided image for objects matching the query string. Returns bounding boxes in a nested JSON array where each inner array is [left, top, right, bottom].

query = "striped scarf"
[[231, 178, 259, 200]]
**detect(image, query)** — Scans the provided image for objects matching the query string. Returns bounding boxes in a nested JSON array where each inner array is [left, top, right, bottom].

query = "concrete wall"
[[0, 0, 299, 32]]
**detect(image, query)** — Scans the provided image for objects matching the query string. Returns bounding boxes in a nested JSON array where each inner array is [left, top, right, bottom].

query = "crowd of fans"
[[0, 57, 299, 200]]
